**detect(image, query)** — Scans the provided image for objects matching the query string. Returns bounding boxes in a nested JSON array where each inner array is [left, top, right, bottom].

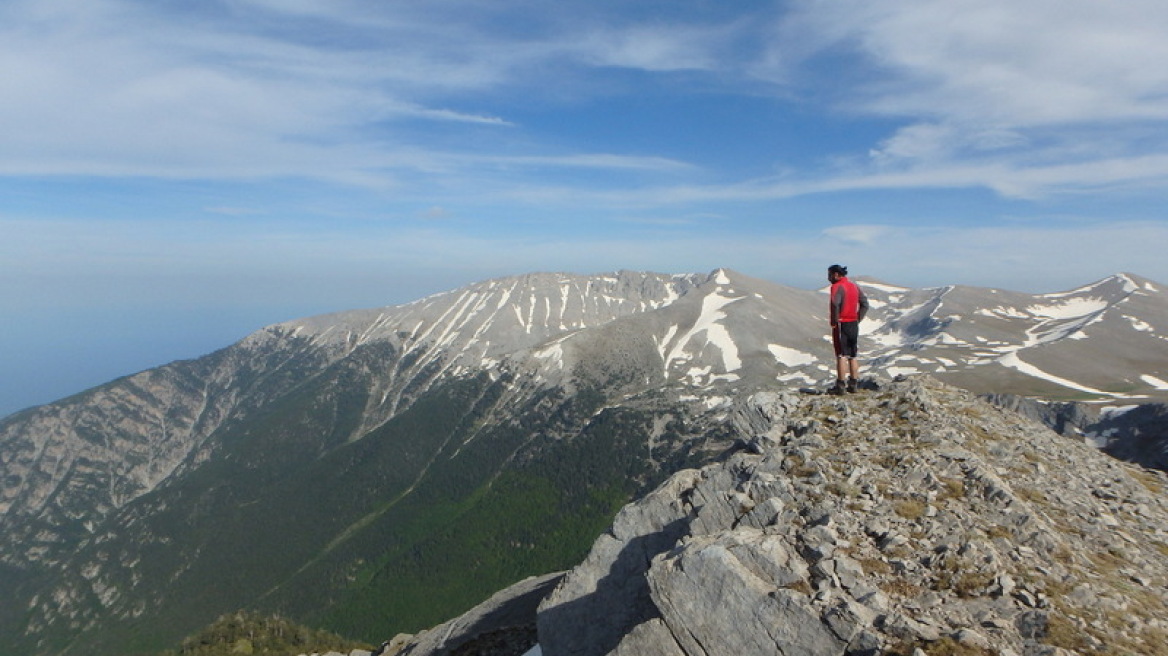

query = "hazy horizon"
[[4, 268, 1161, 419], [4, 1, 1168, 417]]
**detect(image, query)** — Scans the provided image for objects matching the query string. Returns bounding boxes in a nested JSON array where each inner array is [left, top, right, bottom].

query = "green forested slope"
[[30, 365, 727, 656]]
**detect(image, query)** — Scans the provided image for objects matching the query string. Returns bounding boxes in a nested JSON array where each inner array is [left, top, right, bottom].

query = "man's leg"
[[829, 326, 847, 394], [828, 357, 847, 394], [841, 322, 860, 392]]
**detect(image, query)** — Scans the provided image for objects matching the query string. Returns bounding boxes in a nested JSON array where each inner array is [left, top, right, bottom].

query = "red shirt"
[[830, 276, 868, 324]]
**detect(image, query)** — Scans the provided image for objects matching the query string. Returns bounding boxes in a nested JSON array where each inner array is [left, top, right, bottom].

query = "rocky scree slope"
[[533, 376, 1168, 656], [394, 376, 1168, 656]]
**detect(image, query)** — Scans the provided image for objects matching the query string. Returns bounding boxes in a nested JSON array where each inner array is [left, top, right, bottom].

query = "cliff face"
[[985, 393, 1168, 474], [396, 377, 1168, 656]]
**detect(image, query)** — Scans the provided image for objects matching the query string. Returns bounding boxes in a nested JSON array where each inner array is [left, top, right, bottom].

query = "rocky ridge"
[[393, 376, 1168, 656]]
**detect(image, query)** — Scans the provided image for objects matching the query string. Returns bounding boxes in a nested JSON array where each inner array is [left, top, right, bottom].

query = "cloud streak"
[[756, 0, 1168, 204], [777, 0, 1168, 125], [2, 0, 1167, 206]]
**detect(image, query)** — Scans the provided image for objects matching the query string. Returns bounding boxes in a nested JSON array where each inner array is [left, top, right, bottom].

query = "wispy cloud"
[[761, 0, 1168, 199], [0, 1, 556, 181], [776, 0, 1168, 126], [0, 2, 741, 170], [572, 23, 733, 72], [6, 0, 1166, 204], [822, 225, 891, 246]]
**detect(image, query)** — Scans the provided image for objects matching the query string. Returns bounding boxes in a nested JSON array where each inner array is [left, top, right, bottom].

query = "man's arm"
[[857, 287, 869, 322], [830, 285, 842, 325]]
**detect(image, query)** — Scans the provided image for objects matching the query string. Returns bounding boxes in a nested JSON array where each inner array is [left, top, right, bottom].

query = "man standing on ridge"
[[827, 264, 869, 394]]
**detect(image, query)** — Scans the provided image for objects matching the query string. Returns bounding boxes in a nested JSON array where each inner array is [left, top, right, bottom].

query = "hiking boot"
[[847, 377, 858, 393], [827, 380, 846, 396]]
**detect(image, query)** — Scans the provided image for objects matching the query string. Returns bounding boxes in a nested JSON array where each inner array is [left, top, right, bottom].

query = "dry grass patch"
[[783, 453, 819, 478], [1039, 575, 1077, 599], [857, 557, 892, 575], [1044, 612, 1093, 653], [886, 636, 995, 656], [1128, 626, 1168, 656], [1088, 548, 1128, 576], [938, 477, 965, 500], [1049, 586, 1168, 656], [964, 423, 1002, 444], [1130, 468, 1165, 495], [783, 578, 814, 596], [827, 481, 861, 498], [984, 524, 1012, 540], [1051, 544, 1075, 566], [876, 452, 902, 470], [1016, 486, 1047, 505], [880, 578, 924, 599], [883, 544, 913, 560], [894, 499, 927, 520], [932, 555, 994, 598], [923, 637, 996, 656]]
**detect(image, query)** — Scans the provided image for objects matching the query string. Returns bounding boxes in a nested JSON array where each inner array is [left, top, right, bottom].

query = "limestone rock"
[[396, 573, 563, 656], [534, 376, 1168, 656]]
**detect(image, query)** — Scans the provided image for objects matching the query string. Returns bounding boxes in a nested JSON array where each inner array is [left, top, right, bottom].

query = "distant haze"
[[4, 1, 1168, 416]]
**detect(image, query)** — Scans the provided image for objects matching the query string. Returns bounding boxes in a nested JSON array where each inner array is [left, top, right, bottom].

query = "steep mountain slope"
[[0, 272, 701, 568], [1, 269, 1166, 656], [394, 377, 1168, 656]]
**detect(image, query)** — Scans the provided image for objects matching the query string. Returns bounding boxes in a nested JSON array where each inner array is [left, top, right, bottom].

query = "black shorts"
[[833, 322, 860, 359]]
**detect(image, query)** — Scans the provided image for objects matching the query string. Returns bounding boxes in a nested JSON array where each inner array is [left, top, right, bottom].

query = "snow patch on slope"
[[1141, 374, 1168, 391], [977, 306, 1030, 320], [1125, 315, 1154, 332], [998, 352, 1118, 397], [663, 291, 745, 377], [534, 341, 566, 371], [768, 344, 817, 367], [1027, 297, 1109, 320], [860, 281, 910, 294]]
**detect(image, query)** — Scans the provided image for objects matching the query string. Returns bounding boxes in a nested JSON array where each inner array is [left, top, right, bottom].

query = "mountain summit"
[[1, 269, 1165, 655], [397, 376, 1168, 656]]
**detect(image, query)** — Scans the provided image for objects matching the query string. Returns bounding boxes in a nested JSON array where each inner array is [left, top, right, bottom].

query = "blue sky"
[[3, 0, 1168, 417]]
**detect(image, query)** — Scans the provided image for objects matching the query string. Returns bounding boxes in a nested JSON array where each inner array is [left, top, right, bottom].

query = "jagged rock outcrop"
[[390, 573, 563, 656], [535, 376, 1168, 656], [1094, 403, 1168, 473], [986, 394, 1168, 473], [982, 394, 1101, 437]]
